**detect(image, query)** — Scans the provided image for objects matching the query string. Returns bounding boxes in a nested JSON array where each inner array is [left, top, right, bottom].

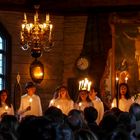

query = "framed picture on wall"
[[111, 14, 139, 94], [100, 14, 140, 109]]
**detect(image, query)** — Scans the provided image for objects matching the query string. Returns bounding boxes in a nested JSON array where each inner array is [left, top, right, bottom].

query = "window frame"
[[0, 23, 11, 92]]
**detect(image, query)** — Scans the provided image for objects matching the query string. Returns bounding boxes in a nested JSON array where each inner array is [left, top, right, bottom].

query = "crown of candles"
[[79, 78, 92, 91]]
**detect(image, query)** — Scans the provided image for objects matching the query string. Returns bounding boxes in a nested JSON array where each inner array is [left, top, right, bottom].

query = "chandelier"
[[20, 5, 53, 53]]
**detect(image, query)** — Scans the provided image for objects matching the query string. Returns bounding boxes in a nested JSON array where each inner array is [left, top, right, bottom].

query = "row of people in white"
[[49, 86, 104, 125], [0, 81, 138, 125], [0, 82, 42, 120]]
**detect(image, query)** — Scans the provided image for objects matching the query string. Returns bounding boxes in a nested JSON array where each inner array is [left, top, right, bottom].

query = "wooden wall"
[[0, 11, 88, 112]]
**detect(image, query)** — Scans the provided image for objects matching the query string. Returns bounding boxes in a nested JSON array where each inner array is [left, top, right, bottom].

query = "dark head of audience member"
[[18, 115, 59, 140], [84, 106, 98, 124], [110, 107, 122, 117], [18, 114, 74, 140], [0, 131, 17, 140], [129, 103, 140, 139], [117, 112, 132, 132], [44, 106, 64, 124], [99, 114, 118, 134], [84, 106, 103, 140], [67, 109, 88, 131], [18, 115, 37, 140], [0, 115, 19, 138], [129, 103, 140, 122]]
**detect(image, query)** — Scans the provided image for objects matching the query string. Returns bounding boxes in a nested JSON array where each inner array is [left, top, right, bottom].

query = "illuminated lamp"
[[30, 48, 44, 83]]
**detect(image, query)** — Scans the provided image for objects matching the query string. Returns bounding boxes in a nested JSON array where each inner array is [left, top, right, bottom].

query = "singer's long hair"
[[0, 89, 11, 107]]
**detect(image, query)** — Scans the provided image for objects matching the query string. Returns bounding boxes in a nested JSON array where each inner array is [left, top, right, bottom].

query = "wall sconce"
[[30, 58, 44, 84]]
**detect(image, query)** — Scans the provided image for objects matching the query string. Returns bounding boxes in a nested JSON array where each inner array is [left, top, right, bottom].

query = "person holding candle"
[[88, 86, 104, 125], [112, 83, 133, 112], [18, 81, 42, 118], [49, 85, 74, 115], [76, 90, 93, 111], [0, 89, 14, 118]]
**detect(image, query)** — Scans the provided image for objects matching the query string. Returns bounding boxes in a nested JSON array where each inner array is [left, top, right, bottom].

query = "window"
[[0, 36, 6, 90], [0, 23, 11, 91]]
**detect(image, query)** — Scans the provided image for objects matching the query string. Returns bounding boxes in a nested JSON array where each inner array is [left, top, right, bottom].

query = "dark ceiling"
[[0, 0, 140, 15]]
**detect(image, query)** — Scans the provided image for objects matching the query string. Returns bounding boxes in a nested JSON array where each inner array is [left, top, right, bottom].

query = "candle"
[[57, 105, 60, 109], [88, 82, 92, 91], [49, 24, 53, 42], [79, 102, 82, 110], [50, 24, 53, 32], [21, 24, 25, 31], [116, 77, 119, 82], [81, 80, 84, 89], [79, 78, 92, 91], [20, 32, 24, 41], [5, 106, 8, 111], [46, 14, 50, 22], [29, 98, 33, 106], [24, 13, 27, 21], [115, 76, 119, 108], [36, 11, 38, 20], [79, 102, 82, 107], [79, 81, 81, 90], [125, 76, 128, 83], [29, 23, 33, 29], [111, 102, 114, 108], [34, 15, 36, 24], [50, 99, 54, 105], [84, 78, 88, 89]]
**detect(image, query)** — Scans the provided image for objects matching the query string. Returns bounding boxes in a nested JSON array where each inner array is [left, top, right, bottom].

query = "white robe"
[[76, 101, 93, 112], [49, 98, 74, 115], [18, 94, 42, 117], [0, 103, 14, 118], [112, 98, 133, 112], [91, 96, 104, 125]]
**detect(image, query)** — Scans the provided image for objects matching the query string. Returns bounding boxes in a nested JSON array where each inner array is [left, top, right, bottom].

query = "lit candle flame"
[[29, 98, 33, 103], [79, 102, 82, 107], [50, 99, 54, 105], [111, 102, 114, 108], [116, 77, 119, 81], [57, 105, 60, 109], [46, 14, 50, 22], [125, 77, 128, 83], [5, 106, 8, 111]]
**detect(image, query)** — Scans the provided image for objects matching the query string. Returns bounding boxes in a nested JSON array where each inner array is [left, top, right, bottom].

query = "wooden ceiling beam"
[[0, 1, 139, 15]]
